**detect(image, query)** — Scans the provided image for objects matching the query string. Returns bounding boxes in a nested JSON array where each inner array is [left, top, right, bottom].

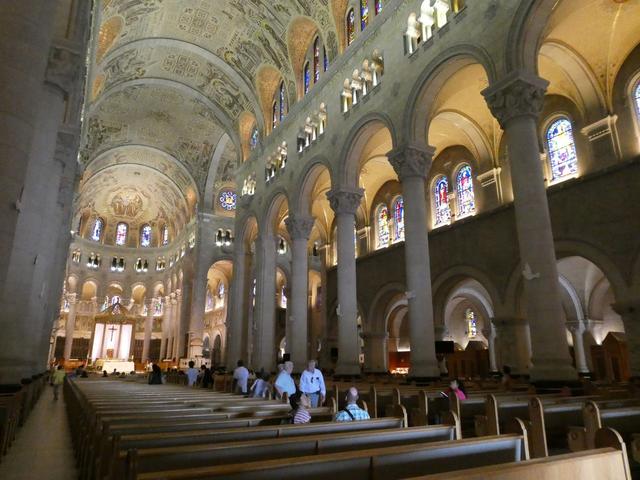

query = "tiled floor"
[[0, 387, 78, 480]]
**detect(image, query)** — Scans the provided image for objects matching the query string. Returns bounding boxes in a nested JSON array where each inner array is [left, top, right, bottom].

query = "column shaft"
[[227, 246, 248, 369], [142, 302, 154, 362], [253, 235, 277, 371], [63, 296, 77, 360]]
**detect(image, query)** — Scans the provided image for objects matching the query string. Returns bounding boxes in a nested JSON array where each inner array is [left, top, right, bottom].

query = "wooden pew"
[[122, 423, 458, 480], [583, 401, 640, 450], [135, 433, 528, 480]]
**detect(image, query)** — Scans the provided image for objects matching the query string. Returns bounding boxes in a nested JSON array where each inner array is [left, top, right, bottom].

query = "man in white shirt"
[[233, 360, 249, 394], [299, 360, 326, 408], [274, 361, 296, 400], [186, 360, 199, 387]]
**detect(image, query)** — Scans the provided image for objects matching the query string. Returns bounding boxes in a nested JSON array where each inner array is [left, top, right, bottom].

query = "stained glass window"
[[279, 82, 285, 121], [162, 225, 169, 246], [434, 176, 451, 227], [546, 117, 578, 181], [218, 282, 225, 298], [249, 126, 259, 150], [375, 204, 390, 249], [466, 308, 477, 338], [375, 0, 382, 14], [456, 165, 475, 218], [115, 222, 128, 246], [634, 80, 640, 123], [91, 218, 103, 242], [272, 101, 278, 129], [303, 62, 310, 94], [313, 37, 320, 83], [323, 47, 328, 72], [154, 298, 163, 315], [392, 196, 404, 243], [346, 9, 355, 46], [219, 190, 237, 211], [140, 224, 152, 247], [280, 285, 287, 309], [360, 0, 369, 30], [205, 289, 214, 312]]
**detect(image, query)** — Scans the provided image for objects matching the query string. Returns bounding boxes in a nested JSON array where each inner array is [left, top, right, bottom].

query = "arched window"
[[205, 289, 214, 312], [161, 225, 169, 246], [466, 308, 477, 338], [346, 9, 355, 46], [91, 218, 104, 242], [433, 176, 451, 227], [280, 285, 287, 309], [323, 46, 328, 72], [140, 224, 152, 247], [218, 282, 225, 298], [456, 164, 475, 218], [546, 117, 578, 181], [278, 81, 286, 121], [360, 0, 369, 30], [303, 62, 310, 94], [272, 101, 278, 130], [375, 0, 383, 14], [392, 196, 405, 243], [633, 79, 640, 123], [249, 126, 259, 150], [313, 37, 320, 83], [375, 204, 390, 249], [115, 222, 128, 246]]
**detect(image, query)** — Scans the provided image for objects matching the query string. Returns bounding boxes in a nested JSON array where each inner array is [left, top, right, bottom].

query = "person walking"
[[52, 365, 66, 401], [186, 360, 199, 387], [299, 360, 326, 408], [274, 361, 296, 400], [233, 360, 250, 394]]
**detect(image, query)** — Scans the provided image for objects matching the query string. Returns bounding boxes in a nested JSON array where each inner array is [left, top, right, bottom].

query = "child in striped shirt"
[[291, 392, 312, 424]]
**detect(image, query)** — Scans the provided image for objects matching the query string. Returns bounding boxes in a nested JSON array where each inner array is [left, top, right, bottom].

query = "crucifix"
[[108, 324, 118, 341]]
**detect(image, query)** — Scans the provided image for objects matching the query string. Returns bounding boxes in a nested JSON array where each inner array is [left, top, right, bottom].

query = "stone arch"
[[405, 46, 497, 146], [287, 16, 325, 99], [291, 156, 335, 216], [339, 112, 399, 188], [259, 190, 290, 237]]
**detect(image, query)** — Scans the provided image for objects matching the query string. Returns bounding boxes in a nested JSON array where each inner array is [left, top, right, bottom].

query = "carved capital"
[[326, 187, 364, 215], [482, 71, 548, 129], [285, 215, 315, 240], [66, 292, 77, 304], [45, 46, 81, 95], [387, 144, 435, 181]]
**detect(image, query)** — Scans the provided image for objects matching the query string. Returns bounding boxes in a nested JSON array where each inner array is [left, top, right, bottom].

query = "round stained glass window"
[[219, 191, 237, 211]]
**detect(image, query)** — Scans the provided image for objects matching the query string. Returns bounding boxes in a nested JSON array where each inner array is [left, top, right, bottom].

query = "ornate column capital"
[[285, 214, 315, 240], [326, 187, 364, 215], [482, 71, 549, 129], [387, 144, 435, 181], [66, 292, 77, 304], [45, 46, 81, 95]]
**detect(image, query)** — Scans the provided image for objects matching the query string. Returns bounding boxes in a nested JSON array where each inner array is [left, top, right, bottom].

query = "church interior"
[[1, 0, 640, 478]]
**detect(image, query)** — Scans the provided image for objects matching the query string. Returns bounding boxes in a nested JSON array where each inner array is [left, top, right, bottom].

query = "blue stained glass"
[[466, 308, 477, 338], [250, 126, 259, 150], [376, 204, 390, 249], [323, 47, 328, 72], [279, 82, 285, 121], [346, 9, 355, 45], [434, 176, 451, 227], [205, 289, 214, 311], [360, 0, 369, 31], [375, 0, 382, 14], [140, 224, 152, 247], [634, 80, 640, 122], [303, 63, 310, 94], [313, 37, 320, 83], [546, 117, 578, 181], [91, 218, 103, 242], [393, 196, 404, 242], [456, 165, 475, 218], [219, 190, 237, 211], [115, 222, 128, 246], [272, 101, 278, 129]]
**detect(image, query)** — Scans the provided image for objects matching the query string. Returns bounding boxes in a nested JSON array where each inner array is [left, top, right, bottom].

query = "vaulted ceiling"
[[79, 0, 339, 233]]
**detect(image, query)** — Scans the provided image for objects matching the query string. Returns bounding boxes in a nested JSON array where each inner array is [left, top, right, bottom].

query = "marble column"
[[172, 291, 181, 359], [63, 293, 78, 360], [492, 316, 532, 375], [388, 145, 441, 378], [483, 72, 577, 382], [566, 320, 589, 374], [285, 214, 315, 370], [160, 294, 172, 360], [327, 187, 363, 376], [227, 242, 249, 369], [253, 234, 277, 372], [362, 332, 388, 372], [612, 300, 640, 378], [142, 299, 154, 362], [481, 324, 499, 373]]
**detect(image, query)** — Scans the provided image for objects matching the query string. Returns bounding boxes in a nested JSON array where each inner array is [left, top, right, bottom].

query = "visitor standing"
[[299, 360, 326, 408], [52, 365, 66, 401], [186, 360, 198, 387], [233, 360, 249, 394], [274, 361, 296, 400]]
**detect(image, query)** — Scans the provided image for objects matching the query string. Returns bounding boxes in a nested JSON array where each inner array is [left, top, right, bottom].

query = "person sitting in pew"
[[290, 392, 312, 424], [250, 370, 272, 398], [200, 365, 213, 389], [448, 379, 467, 400], [335, 387, 370, 422], [148, 363, 163, 385]]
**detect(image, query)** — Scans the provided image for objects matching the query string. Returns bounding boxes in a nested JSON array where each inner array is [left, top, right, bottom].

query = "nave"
[[16, 373, 637, 479]]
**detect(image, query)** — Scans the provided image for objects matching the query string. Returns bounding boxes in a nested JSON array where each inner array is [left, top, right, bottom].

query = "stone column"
[[388, 145, 441, 378], [160, 294, 173, 360], [327, 187, 363, 376], [285, 214, 315, 369], [227, 243, 249, 369], [481, 324, 499, 373], [492, 317, 532, 375], [63, 293, 78, 360], [253, 234, 277, 372], [566, 320, 589, 374], [612, 300, 640, 378], [362, 332, 388, 372], [483, 72, 577, 382], [172, 291, 181, 359], [142, 299, 154, 362]]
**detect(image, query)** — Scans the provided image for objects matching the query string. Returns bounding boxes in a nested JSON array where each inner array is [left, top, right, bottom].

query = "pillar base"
[[529, 360, 578, 383], [335, 362, 361, 376], [409, 364, 441, 379]]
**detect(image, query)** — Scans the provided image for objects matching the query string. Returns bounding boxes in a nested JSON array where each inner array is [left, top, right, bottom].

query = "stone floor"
[[0, 386, 77, 480]]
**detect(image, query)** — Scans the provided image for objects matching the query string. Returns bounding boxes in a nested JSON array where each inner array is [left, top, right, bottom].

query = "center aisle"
[[0, 384, 78, 480]]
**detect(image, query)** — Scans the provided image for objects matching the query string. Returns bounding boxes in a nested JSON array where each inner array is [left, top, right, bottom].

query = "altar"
[[90, 302, 137, 369]]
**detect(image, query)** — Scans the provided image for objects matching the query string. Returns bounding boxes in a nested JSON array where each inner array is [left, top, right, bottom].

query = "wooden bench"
[[135, 432, 527, 480]]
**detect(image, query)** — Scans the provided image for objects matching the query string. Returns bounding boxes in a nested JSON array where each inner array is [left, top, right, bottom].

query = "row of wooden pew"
[[0, 372, 48, 462], [63, 374, 636, 479]]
